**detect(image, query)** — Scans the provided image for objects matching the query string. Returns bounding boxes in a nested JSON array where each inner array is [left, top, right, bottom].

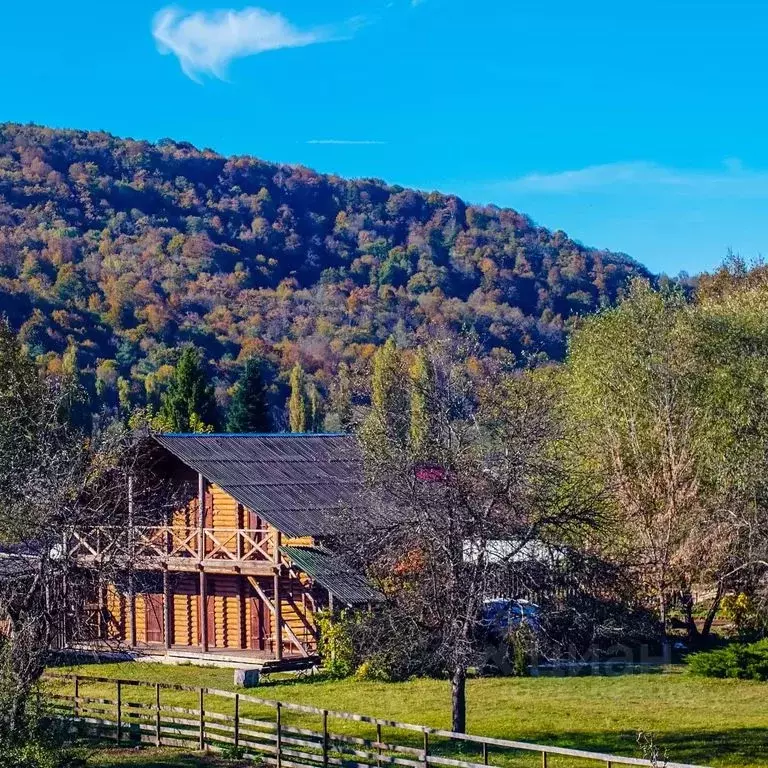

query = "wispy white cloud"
[[501, 160, 768, 197], [152, 6, 352, 82], [307, 139, 387, 146]]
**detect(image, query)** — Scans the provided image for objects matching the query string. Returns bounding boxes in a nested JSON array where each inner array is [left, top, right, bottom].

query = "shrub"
[[316, 609, 357, 679], [687, 639, 768, 681]]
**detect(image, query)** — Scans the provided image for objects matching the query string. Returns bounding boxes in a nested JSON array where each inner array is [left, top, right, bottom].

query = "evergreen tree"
[[159, 347, 217, 432], [226, 357, 271, 433], [288, 363, 308, 433]]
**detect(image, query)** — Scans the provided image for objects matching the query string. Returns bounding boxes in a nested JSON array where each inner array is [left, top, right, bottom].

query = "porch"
[[65, 641, 318, 672]]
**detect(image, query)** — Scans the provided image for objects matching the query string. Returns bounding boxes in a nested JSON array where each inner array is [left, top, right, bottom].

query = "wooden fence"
[[42, 673, 708, 768]]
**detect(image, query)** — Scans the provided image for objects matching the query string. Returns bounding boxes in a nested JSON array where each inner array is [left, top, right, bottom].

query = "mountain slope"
[[0, 123, 649, 417]]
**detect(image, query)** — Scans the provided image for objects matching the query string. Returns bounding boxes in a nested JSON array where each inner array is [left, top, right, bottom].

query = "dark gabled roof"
[[281, 545, 380, 605], [154, 433, 362, 538]]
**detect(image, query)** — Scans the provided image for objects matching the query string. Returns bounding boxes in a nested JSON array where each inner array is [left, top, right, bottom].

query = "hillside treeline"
[[0, 123, 648, 424]]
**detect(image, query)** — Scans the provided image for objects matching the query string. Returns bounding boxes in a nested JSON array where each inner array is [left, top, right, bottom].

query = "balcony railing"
[[66, 526, 275, 564]]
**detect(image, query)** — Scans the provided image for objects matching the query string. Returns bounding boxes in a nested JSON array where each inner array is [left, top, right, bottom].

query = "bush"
[[687, 639, 768, 681], [316, 609, 357, 679]]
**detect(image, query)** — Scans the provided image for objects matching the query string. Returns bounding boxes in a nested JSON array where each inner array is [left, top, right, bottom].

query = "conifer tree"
[[288, 362, 308, 433], [159, 346, 217, 432], [226, 357, 270, 433]]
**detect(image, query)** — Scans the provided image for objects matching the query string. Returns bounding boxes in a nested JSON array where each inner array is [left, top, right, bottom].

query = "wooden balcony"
[[67, 526, 278, 575]]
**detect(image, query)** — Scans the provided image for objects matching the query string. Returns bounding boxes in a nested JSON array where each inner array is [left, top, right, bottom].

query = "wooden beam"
[[128, 571, 136, 648], [273, 530, 282, 660], [127, 472, 137, 649], [273, 571, 282, 661], [238, 575, 247, 650], [247, 577, 308, 658], [97, 577, 104, 641], [199, 570, 208, 652], [198, 473, 205, 561], [163, 569, 172, 650], [284, 591, 318, 640]]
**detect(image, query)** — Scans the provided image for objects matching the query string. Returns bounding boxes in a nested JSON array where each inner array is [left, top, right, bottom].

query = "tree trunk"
[[700, 583, 725, 641], [451, 664, 466, 734]]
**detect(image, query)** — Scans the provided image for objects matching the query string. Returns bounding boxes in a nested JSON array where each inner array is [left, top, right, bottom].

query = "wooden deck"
[[65, 641, 318, 671]]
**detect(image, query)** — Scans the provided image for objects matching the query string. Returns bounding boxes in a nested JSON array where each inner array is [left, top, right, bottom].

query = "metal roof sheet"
[[280, 545, 379, 605], [153, 433, 363, 538]]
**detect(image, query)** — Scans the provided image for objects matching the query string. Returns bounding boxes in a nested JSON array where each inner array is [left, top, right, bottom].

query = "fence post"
[[423, 730, 430, 768], [376, 722, 382, 768], [116, 680, 122, 745], [73, 675, 79, 719], [322, 709, 329, 768], [199, 687, 205, 751], [155, 683, 161, 747], [482, 742, 488, 766], [541, 751, 548, 768], [276, 702, 282, 768], [234, 693, 240, 751]]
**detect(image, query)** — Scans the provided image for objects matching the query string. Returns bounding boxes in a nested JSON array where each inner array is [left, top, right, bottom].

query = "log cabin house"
[[66, 433, 376, 668]]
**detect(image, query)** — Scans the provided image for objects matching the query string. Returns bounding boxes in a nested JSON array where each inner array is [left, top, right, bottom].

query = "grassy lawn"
[[86, 747, 246, 767], [47, 661, 768, 768]]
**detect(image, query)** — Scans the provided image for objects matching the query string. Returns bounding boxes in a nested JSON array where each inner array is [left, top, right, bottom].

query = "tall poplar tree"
[[159, 346, 217, 432], [226, 357, 270, 433], [409, 348, 435, 457], [308, 382, 325, 433], [288, 362, 308, 433], [362, 337, 408, 451]]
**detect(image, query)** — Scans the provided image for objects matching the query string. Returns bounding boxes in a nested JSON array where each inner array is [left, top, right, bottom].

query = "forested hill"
[[0, 122, 649, 417]]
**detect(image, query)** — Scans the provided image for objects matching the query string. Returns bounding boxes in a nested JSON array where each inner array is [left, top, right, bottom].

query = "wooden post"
[[275, 702, 282, 768], [155, 683, 161, 746], [199, 687, 205, 750], [376, 722, 382, 768], [128, 572, 137, 648], [482, 742, 488, 765], [163, 569, 172, 650], [274, 530, 282, 661], [322, 709, 329, 768], [116, 680, 122, 745], [198, 473, 205, 561], [73, 675, 79, 719], [199, 570, 208, 652], [423, 730, 430, 768], [61, 544, 68, 647], [273, 570, 282, 661], [127, 475, 136, 649], [97, 577, 104, 641], [234, 693, 240, 751], [236, 504, 244, 561], [238, 575, 247, 650], [541, 751, 547, 768]]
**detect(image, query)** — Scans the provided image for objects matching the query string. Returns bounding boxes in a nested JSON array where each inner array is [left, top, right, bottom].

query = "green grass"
[[86, 747, 243, 767], [47, 661, 768, 768]]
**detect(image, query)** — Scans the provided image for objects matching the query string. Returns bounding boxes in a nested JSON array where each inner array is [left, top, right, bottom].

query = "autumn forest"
[[0, 123, 649, 427]]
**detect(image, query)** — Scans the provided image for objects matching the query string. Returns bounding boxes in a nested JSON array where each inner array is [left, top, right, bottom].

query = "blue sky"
[[2, 0, 767, 275]]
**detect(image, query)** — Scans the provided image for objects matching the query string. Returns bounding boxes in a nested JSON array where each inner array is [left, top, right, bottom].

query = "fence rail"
[[42, 673, 709, 768]]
